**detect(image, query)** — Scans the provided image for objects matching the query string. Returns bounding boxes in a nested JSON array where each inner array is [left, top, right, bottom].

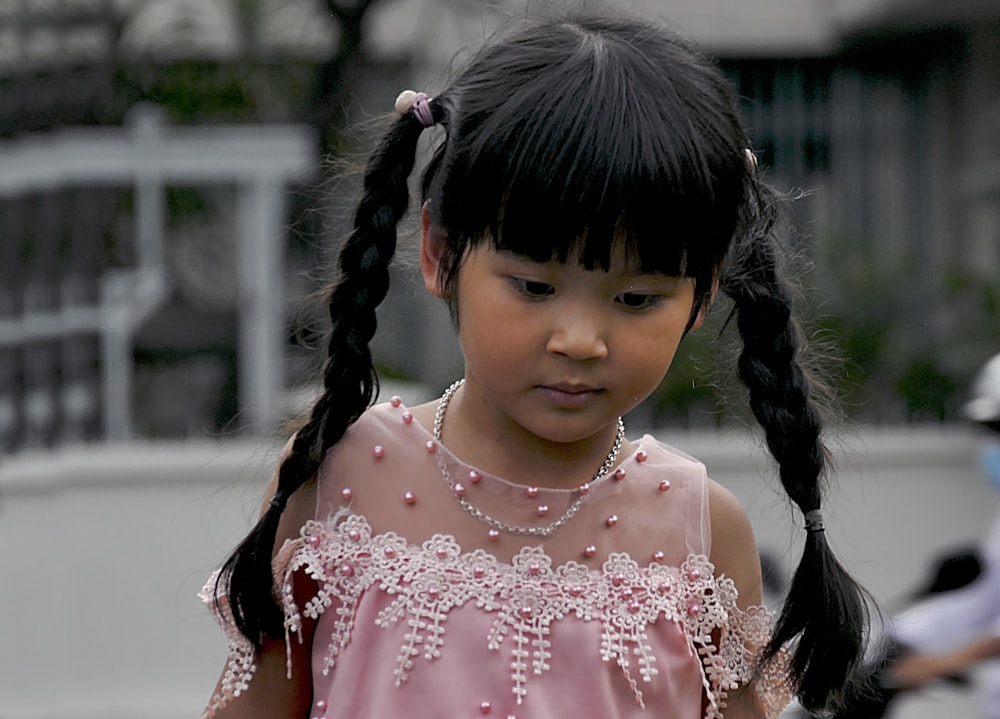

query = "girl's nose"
[[546, 313, 609, 360]]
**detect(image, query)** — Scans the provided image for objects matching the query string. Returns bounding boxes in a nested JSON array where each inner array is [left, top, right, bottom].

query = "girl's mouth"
[[538, 384, 603, 408]]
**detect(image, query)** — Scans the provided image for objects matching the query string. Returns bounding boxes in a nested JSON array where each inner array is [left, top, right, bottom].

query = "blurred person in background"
[[887, 352, 1000, 716], [792, 353, 1000, 719]]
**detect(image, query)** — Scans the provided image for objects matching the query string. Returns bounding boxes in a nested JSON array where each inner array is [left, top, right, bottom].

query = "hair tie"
[[394, 89, 436, 128], [269, 495, 287, 511], [804, 509, 825, 533]]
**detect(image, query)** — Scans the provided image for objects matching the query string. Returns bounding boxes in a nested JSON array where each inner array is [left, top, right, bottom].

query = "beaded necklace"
[[432, 379, 625, 538]]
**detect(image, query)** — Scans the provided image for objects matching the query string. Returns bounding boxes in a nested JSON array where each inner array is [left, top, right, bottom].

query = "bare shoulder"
[[707, 478, 763, 608]]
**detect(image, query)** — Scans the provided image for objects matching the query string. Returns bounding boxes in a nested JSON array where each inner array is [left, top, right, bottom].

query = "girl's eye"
[[512, 278, 555, 298], [617, 292, 660, 310]]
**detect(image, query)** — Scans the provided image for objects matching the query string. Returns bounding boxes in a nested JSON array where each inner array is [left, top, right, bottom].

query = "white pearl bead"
[[394, 90, 417, 112]]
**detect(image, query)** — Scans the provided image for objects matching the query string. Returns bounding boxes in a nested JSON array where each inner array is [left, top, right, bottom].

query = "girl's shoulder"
[[640, 434, 761, 607]]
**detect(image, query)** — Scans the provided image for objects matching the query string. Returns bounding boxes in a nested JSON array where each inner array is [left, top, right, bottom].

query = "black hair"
[[215, 10, 869, 713], [910, 547, 982, 600]]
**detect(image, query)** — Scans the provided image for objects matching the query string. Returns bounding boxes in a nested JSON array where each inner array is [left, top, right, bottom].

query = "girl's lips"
[[537, 385, 602, 409]]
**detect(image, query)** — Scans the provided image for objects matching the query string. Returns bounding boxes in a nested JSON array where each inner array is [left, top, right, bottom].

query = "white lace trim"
[[202, 513, 792, 718]]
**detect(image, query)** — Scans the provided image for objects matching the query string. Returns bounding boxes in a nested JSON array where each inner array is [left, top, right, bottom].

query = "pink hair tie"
[[394, 89, 436, 128]]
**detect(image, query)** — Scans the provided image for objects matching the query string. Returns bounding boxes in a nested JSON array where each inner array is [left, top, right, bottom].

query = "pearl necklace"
[[433, 379, 625, 538]]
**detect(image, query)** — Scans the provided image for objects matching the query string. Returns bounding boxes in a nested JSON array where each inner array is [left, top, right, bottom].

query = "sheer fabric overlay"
[[202, 401, 793, 718]]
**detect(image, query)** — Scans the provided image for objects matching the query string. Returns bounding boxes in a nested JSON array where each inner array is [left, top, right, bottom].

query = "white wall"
[[0, 424, 996, 718]]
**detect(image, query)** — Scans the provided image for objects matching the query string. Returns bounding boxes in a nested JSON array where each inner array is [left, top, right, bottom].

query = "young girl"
[[202, 10, 869, 719]]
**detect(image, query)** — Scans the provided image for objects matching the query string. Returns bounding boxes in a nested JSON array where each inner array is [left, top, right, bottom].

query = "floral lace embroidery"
[[198, 570, 258, 717], [203, 513, 793, 718]]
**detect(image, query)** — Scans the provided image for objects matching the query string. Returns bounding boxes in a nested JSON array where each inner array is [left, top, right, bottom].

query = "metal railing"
[[0, 104, 315, 450]]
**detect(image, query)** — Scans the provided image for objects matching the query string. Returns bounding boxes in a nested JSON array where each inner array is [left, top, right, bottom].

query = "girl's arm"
[[205, 449, 319, 719], [205, 612, 316, 719], [709, 479, 768, 719]]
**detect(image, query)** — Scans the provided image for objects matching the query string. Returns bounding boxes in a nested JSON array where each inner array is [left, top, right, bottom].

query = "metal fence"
[[0, 104, 316, 453]]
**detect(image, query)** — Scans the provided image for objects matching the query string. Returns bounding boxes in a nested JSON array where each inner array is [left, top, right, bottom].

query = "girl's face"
[[422, 224, 703, 453]]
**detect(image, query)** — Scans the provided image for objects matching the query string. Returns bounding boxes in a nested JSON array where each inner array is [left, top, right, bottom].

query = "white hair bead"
[[395, 90, 418, 113]]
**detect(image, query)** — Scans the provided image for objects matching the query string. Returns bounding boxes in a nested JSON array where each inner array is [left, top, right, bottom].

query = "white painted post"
[[237, 177, 285, 436]]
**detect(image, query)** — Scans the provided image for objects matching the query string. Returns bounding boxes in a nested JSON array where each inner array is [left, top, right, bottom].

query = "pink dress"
[[202, 401, 791, 718]]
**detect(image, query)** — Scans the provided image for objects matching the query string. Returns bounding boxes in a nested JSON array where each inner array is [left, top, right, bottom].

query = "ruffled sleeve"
[[198, 570, 258, 718], [715, 603, 794, 718], [198, 528, 344, 718]]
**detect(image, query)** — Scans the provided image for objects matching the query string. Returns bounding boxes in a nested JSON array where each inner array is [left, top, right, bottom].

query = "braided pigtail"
[[721, 180, 869, 711], [216, 101, 442, 649]]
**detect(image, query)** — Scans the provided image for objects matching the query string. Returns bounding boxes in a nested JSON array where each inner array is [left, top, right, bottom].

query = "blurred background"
[[0, 0, 998, 717]]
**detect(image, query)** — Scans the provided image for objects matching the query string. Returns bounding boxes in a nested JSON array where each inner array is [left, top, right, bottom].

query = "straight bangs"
[[433, 19, 748, 287]]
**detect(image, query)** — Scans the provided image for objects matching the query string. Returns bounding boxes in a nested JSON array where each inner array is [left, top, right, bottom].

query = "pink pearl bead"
[[390, 396, 402, 407], [474, 566, 485, 579], [316, 700, 328, 710], [687, 603, 702, 617], [658, 479, 671, 492], [584, 545, 597, 558], [605, 514, 619, 527], [577, 482, 590, 495], [518, 606, 533, 619], [658, 582, 671, 593], [621, 587, 633, 599], [529, 562, 541, 575], [687, 568, 701, 582], [348, 530, 361, 542], [425, 439, 437, 453], [469, 469, 481, 484], [480, 701, 492, 714], [526, 486, 539, 498], [614, 467, 627, 481], [612, 573, 625, 587], [628, 601, 641, 614], [454, 482, 466, 497], [568, 585, 583, 597], [339, 562, 354, 577], [488, 529, 500, 541], [436, 548, 448, 559], [536, 504, 549, 517], [636, 450, 648, 463], [341, 487, 353, 501], [428, 586, 440, 600], [307, 535, 321, 548], [652, 550, 664, 562], [404, 491, 417, 505], [384, 547, 396, 558], [401, 411, 413, 424], [373, 445, 385, 459]]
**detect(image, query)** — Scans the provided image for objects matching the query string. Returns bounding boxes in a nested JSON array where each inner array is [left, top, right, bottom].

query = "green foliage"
[[646, 307, 736, 428], [895, 357, 960, 421], [811, 232, 1000, 423], [111, 60, 317, 125]]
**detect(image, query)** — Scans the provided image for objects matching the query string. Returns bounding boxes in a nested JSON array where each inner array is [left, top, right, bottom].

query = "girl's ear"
[[689, 278, 720, 331], [420, 201, 447, 298]]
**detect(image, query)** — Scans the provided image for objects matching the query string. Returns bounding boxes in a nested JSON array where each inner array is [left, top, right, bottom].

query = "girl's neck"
[[409, 385, 628, 490]]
